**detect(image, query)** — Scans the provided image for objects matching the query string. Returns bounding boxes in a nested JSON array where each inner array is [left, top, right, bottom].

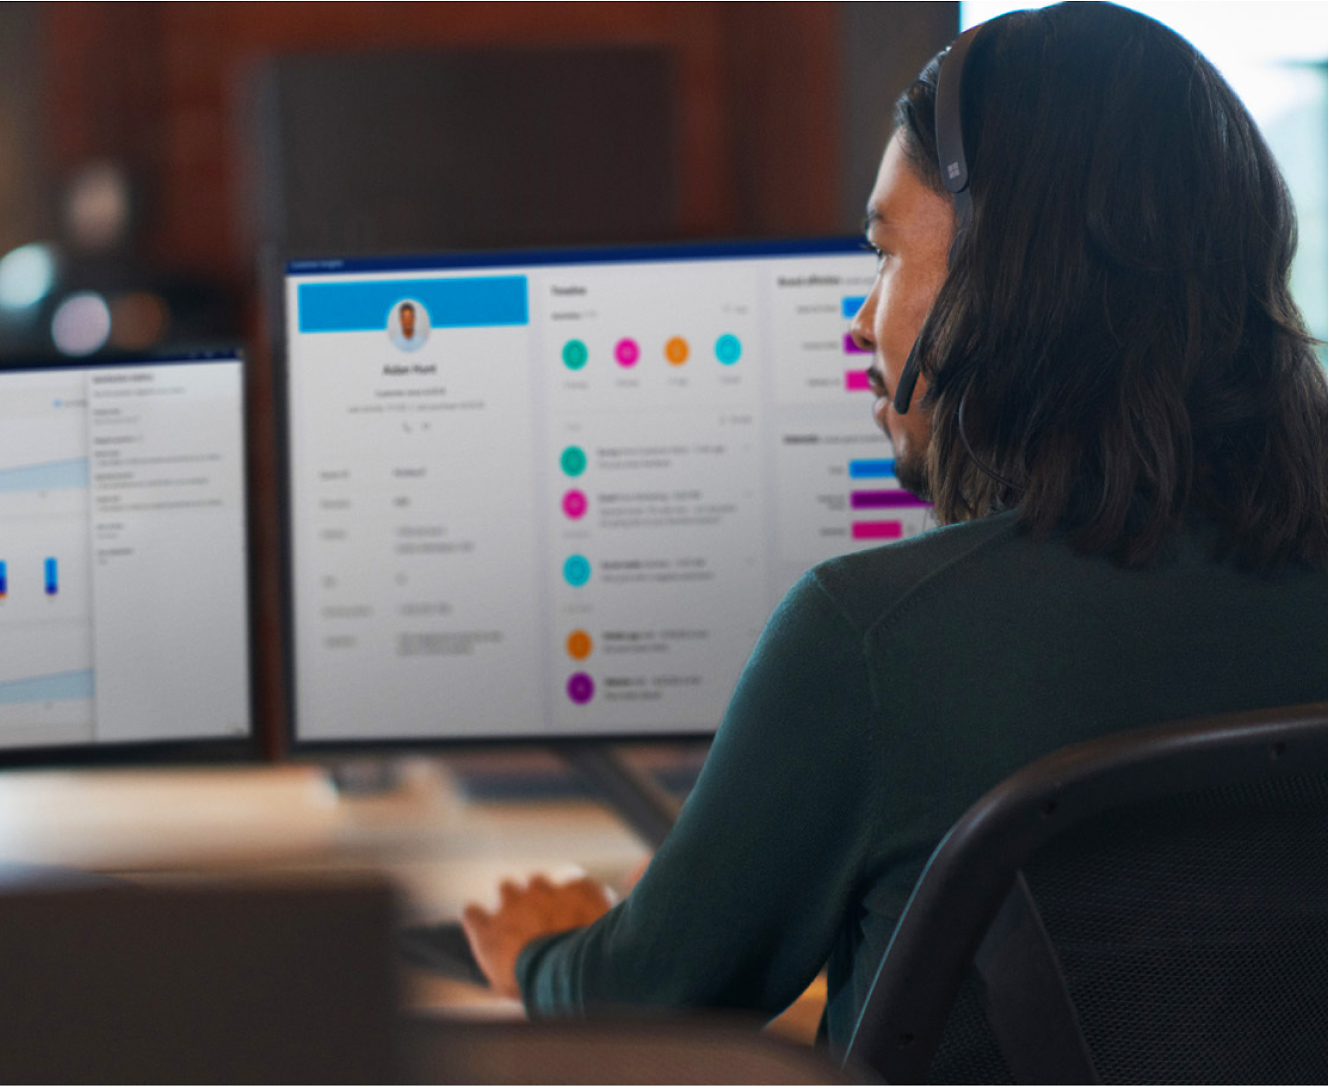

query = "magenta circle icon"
[[562, 489, 588, 519], [614, 338, 640, 367], [567, 672, 596, 705]]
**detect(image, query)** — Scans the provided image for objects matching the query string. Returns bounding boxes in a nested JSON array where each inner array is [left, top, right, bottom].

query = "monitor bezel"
[[277, 235, 872, 754], [0, 349, 260, 768]]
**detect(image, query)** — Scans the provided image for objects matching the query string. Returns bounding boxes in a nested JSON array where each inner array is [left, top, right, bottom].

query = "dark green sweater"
[[517, 511, 1328, 1052]]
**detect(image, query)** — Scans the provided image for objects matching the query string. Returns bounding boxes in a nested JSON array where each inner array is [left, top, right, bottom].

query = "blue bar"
[[298, 277, 529, 334], [849, 458, 896, 479], [0, 561, 7, 597], [0, 669, 94, 706], [842, 296, 867, 319], [44, 557, 57, 596], [0, 458, 89, 494]]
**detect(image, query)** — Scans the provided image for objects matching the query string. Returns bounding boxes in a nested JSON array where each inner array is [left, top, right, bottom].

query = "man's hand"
[[461, 875, 613, 1000]]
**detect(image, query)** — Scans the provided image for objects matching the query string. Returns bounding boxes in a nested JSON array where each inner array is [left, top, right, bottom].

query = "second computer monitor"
[[0, 351, 252, 761], [283, 240, 933, 745]]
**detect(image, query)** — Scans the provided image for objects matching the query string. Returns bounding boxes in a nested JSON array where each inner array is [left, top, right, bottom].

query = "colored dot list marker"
[[567, 672, 596, 705], [562, 489, 588, 519], [562, 339, 588, 370], [563, 554, 591, 587], [614, 338, 640, 367], [665, 336, 690, 365], [560, 446, 587, 477], [715, 334, 742, 365], [566, 630, 593, 660]]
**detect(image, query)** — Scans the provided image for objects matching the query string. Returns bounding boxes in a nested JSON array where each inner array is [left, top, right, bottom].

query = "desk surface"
[[0, 756, 825, 1044]]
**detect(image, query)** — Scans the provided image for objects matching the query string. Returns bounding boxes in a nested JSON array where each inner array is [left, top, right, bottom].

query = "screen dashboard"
[[0, 353, 251, 757], [284, 240, 935, 745]]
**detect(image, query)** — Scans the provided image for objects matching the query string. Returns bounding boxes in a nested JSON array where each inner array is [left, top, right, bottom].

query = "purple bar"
[[851, 489, 932, 509], [845, 370, 872, 391], [852, 521, 903, 540], [843, 333, 872, 355]]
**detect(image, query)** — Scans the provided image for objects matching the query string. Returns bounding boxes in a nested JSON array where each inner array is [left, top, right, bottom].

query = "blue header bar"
[[287, 236, 868, 277], [297, 277, 529, 334]]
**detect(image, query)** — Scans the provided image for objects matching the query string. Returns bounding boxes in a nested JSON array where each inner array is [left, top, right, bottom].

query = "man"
[[464, 2, 1328, 1052], [391, 300, 426, 352]]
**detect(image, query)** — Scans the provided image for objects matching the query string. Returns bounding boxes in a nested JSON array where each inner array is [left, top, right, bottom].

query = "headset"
[[892, 21, 986, 416]]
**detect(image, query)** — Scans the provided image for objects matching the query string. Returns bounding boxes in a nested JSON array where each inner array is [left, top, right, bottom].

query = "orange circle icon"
[[664, 336, 690, 365], [566, 630, 594, 660]]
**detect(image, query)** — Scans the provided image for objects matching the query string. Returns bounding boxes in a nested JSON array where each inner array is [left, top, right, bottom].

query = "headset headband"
[[892, 21, 985, 415]]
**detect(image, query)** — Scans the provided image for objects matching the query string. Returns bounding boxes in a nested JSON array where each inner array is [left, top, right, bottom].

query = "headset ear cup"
[[893, 341, 923, 414]]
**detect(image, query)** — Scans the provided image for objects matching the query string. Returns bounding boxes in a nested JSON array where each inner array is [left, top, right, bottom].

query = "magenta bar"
[[851, 490, 932, 509], [843, 333, 872, 355], [845, 370, 872, 391], [852, 521, 904, 540]]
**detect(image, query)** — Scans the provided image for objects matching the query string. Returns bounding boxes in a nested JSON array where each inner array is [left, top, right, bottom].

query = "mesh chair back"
[[846, 702, 1328, 1085]]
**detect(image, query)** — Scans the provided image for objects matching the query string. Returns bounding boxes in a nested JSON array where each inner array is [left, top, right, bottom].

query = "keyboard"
[[399, 919, 487, 986]]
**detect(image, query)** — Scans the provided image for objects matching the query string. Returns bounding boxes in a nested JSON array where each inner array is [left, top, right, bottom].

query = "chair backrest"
[[845, 701, 1328, 1084]]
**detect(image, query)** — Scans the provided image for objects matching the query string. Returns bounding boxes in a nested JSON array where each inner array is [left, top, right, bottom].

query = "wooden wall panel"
[[42, 2, 844, 285]]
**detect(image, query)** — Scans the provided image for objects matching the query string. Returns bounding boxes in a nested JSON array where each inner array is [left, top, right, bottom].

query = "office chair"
[[845, 701, 1328, 1084]]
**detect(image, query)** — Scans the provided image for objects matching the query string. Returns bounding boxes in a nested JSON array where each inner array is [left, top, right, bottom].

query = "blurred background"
[[0, 1, 1324, 754], [2, 2, 1324, 368], [0, 2, 959, 365]]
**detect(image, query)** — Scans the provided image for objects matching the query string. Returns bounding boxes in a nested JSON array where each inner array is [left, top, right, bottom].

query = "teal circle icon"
[[716, 334, 742, 365], [562, 339, 588, 370], [560, 445, 587, 477], [563, 554, 591, 587]]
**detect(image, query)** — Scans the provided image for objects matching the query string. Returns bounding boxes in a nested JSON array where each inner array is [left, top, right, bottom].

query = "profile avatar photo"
[[388, 299, 430, 352]]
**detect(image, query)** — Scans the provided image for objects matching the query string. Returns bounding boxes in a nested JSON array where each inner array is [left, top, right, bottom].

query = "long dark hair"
[[895, 2, 1328, 568]]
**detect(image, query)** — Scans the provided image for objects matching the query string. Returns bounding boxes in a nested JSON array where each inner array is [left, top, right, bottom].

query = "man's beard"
[[893, 447, 932, 502]]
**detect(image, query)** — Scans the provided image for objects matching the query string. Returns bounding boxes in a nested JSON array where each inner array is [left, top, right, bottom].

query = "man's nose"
[[848, 293, 876, 352]]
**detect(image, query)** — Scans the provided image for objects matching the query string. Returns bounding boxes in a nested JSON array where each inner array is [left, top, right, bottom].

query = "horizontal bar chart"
[[844, 370, 872, 391], [848, 458, 896, 479], [852, 521, 903, 540], [851, 489, 931, 509]]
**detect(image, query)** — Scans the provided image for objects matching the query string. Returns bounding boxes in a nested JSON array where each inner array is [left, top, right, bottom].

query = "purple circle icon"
[[562, 489, 588, 519], [614, 338, 640, 367], [567, 672, 595, 705]]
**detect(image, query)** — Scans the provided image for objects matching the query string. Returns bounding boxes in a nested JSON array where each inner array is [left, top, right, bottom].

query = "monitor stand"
[[557, 743, 683, 849], [330, 742, 689, 848]]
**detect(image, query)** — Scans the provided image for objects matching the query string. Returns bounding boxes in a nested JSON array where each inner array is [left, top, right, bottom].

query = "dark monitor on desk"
[[0, 351, 253, 764], [281, 240, 935, 747]]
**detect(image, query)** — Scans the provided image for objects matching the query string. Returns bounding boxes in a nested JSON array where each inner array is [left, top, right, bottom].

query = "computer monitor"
[[281, 240, 935, 747], [0, 351, 253, 763]]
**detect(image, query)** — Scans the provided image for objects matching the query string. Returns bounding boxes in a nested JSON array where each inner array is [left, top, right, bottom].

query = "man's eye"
[[861, 241, 891, 268]]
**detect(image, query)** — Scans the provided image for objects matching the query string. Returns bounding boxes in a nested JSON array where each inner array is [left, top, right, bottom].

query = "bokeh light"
[[0, 243, 57, 311], [109, 291, 170, 351], [51, 291, 112, 356]]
